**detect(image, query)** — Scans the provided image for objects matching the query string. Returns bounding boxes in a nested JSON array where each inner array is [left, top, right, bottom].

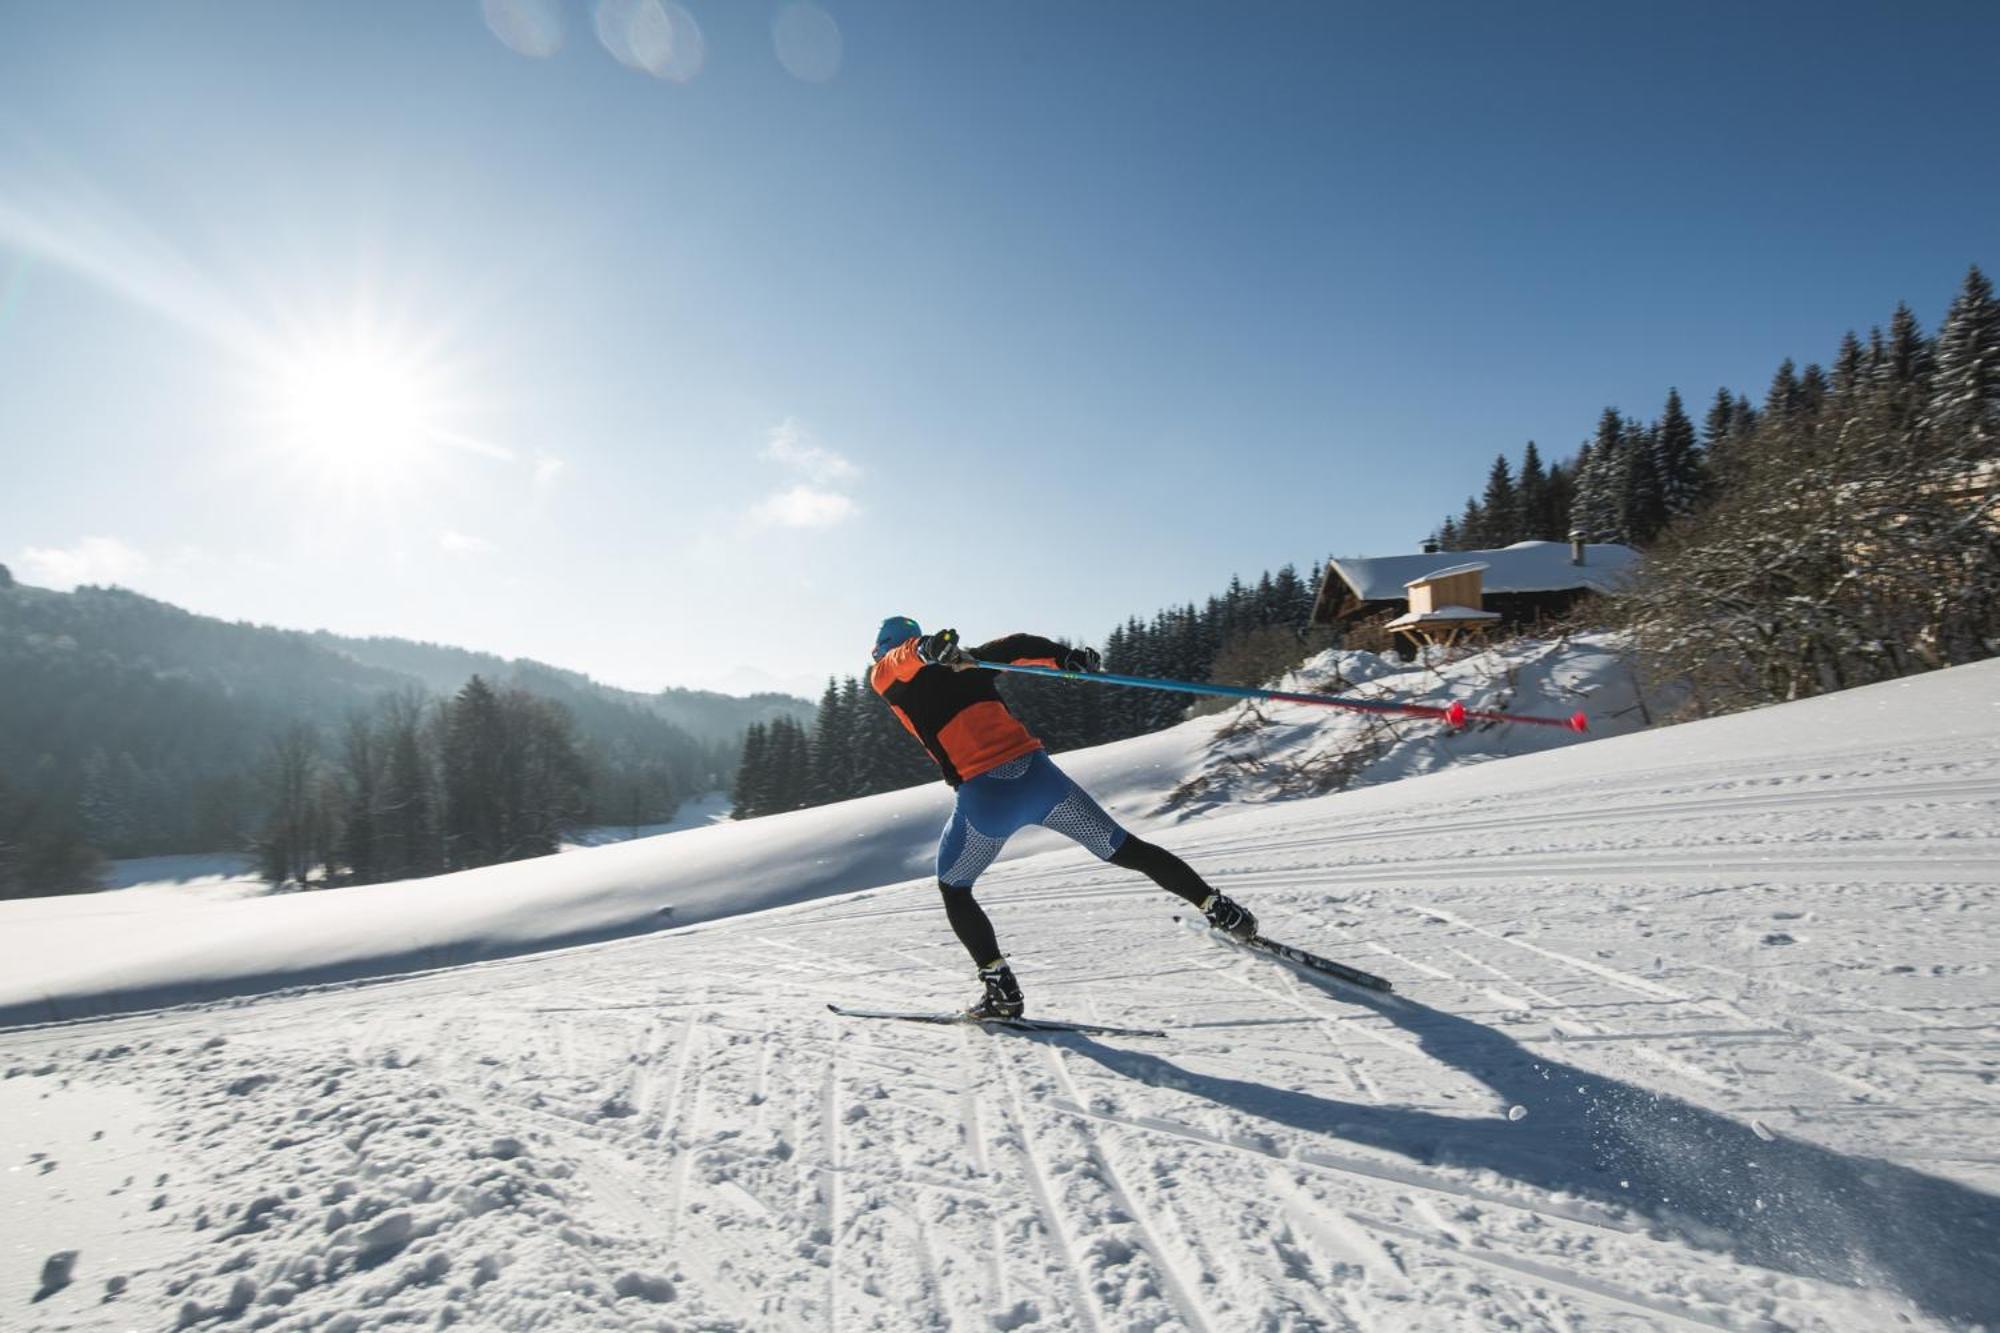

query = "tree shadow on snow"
[[1057, 978, 2000, 1327]]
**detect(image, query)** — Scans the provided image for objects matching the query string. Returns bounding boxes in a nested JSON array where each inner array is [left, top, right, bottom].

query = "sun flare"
[[267, 342, 438, 485]]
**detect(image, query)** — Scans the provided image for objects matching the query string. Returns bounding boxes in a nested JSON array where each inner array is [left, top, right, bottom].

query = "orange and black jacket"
[[868, 633, 1067, 787]]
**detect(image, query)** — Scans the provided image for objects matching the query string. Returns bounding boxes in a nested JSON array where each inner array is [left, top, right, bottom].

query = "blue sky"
[[2, 1, 1994, 695]]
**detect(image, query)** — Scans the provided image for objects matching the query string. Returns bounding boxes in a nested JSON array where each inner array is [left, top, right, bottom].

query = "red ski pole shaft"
[[970, 661, 1588, 733]]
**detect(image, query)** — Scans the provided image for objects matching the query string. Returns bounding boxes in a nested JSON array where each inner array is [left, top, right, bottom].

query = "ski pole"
[[969, 661, 1588, 732]]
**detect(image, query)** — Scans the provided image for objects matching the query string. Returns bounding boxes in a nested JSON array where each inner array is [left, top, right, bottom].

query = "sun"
[[266, 340, 440, 488]]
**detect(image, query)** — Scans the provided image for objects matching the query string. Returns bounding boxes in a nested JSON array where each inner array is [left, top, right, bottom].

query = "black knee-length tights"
[[937, 835, 1212, 968]]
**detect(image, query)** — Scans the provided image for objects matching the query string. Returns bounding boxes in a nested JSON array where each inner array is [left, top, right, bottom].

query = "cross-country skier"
[[868, 616, 1259, 1019]]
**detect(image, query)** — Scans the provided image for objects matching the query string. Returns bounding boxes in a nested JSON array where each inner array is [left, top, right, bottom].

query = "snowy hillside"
[[0, 634, 1640, 1027], [5, 656, 1999, 1330]]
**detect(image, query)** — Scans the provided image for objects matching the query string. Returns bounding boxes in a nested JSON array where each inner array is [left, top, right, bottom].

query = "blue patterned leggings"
[[936, 751, 1128, 890]]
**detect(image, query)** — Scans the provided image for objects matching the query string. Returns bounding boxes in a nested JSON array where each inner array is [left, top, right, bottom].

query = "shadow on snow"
[[1056, 976, 2000, 1328]]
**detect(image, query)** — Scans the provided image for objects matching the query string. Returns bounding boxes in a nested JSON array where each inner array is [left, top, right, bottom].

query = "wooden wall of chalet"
[[1332, 587, 1593, 658]]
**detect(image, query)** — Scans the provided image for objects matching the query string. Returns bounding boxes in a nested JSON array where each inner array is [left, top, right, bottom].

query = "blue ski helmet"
[[873, 615, 921, 661]]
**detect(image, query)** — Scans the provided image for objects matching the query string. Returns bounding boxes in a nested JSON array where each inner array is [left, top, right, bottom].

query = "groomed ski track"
[[5, 663, 2000, 1330]]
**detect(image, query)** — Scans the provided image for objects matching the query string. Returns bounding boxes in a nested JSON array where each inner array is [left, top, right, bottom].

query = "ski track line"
[[1182, 945, 1419, 1061], [1679, 954, 1999, 1037], [1341, 1205, 1735, 1331], [1216, 844, 2000, 891], [1677, 979, 1996, 1095], [954, 1026, 1010, 1317], [1270, 1168, 1413, 1316], [821, 1014, 843, 1333], [1046, 1098, 1646, 1240], [1189, 775, 2000, 864], [1268, 963, 1389, 1103], [1410, 904, 1686, 1001], [877, 1190, 954, 1333], [662, 1046, 710, 1251], [1437, 943, 1739, 1095], [991, 1041, 1104, 1333], [1425, 911, 1979, 1103], [1041, 1044, 1219, 1333]]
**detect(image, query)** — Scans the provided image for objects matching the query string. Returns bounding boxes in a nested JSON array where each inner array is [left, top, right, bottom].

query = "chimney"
[[1569, 534, 1586, 566]]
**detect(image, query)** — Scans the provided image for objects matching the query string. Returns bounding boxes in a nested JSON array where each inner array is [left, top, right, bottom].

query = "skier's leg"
[[1110, 835, 1259, 938], [935, 795, 1024, 1016], [937, 882, 1001, 967], [1106, 834, 1208, 908]]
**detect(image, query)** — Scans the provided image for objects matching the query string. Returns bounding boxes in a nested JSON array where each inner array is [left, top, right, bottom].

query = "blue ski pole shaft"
[[969, 660, 1587, 732]]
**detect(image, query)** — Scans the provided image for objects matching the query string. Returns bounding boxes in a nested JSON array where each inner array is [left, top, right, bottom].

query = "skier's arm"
[[868, 639, 926, 695], [971, 633, 1070, 669]]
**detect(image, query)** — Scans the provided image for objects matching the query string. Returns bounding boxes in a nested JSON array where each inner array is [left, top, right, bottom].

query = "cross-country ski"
[[1175, 914, 1396, 991], [826, 1003, 1168, 1039]]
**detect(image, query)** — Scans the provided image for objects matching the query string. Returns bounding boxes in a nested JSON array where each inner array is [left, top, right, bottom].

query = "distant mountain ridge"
[[0, 577, 811, 858], [306, 630, 812, 747]]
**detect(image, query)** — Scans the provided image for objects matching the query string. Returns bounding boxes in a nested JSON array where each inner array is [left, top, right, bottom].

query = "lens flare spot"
[[773, 2, 843, 83], [596, 0, 705, 82], [482, 0, 565, 59]]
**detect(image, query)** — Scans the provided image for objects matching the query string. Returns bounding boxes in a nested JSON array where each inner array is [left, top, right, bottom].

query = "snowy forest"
[[0, 582, 802, 898]]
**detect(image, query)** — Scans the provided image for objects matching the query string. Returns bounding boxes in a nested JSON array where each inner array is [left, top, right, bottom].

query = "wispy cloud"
[[761, 418, 857, 484], [439, 529, 497, 556], [533, 452, 567, 488], [752, 418, 858, 528], [15, 536, 150, 589], [751, 485, 856, 529]]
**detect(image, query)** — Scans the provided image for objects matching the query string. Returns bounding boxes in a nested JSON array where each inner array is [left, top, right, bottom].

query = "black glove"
[[917, 628, 971, 667], [1061, 646, 1103, 673]]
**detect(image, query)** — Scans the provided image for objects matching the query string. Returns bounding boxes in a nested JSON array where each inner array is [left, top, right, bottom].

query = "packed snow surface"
[[5, 652, 1999, 1330]]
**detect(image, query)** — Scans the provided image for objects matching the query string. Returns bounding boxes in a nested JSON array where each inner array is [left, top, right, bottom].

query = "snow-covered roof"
[[1405, 561, 1489, 588], [1330, 541, 1640, 603], [1384, 606, 1503, 629]]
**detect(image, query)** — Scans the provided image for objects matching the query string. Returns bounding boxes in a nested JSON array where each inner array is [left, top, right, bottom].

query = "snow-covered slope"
[[0, 635, 1640, 1026], [5, 658, 1998, 1331]]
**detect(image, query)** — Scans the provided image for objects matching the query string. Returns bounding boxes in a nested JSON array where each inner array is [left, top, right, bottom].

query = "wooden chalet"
[[1311, 539, 1640, 656]]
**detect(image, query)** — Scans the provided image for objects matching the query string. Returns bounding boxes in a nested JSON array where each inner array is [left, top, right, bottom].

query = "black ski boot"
[[1201, 892, 1258, 941], [967, 961, 1024, 1020]]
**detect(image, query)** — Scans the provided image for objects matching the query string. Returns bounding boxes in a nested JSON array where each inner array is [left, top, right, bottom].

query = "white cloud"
[[439, 530, 498, 556], [751, 485, 857, 529], [751, 418, 858, 530], [533, 452, 567, 488], [761, 418, 857, 483], [16, 536, 149, 589]]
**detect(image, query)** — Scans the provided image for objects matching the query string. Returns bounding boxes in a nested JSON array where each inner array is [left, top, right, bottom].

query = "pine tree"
[[732, 722, 769, 817], [1480, 454, 1519, 545], [1832, 330, 1866, 401], [257, 724, 322, 885], [1877, 303, 1933, 435], [1516, 441, 1556, 539], [378, 692, 439, 880], [1702, 386, 1739, 486], [339, 713, 382, 884], [1571, 410, 1629, 540], [1619, 417, 1667, 545], [1925, 265, 1999, 463], [1457, 496, 1487, 549], [442, 676, 507, 867], [1655, 388, 1705, 520]]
